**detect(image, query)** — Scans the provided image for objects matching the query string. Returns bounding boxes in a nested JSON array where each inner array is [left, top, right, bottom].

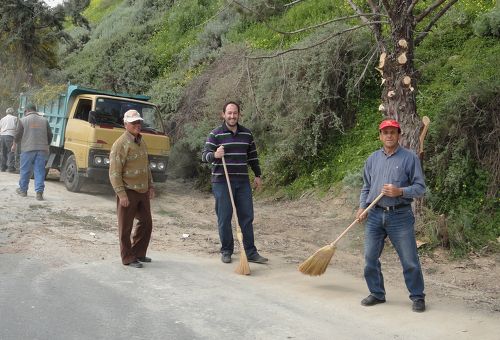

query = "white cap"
[[123, 110, 143, 123]]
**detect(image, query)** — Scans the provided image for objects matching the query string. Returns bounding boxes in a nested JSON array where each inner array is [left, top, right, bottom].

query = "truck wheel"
[[64, 155, 84, 192]]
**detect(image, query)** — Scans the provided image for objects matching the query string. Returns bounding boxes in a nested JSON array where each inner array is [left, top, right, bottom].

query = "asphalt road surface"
[[1, 251, 499, 340]]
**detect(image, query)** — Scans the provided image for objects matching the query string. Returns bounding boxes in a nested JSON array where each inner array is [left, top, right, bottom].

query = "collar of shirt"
[[381, 145, 401, 157], [125, 130, 143, 145], [222, 121, 240, 135]]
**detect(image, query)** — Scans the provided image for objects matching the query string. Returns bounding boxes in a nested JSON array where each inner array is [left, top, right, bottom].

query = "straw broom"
[[298, 192, 384, 276], [222, 156, 251, 275]]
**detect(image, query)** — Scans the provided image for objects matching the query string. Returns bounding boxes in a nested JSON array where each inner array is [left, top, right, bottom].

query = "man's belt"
[[376, 203, 410, 211]]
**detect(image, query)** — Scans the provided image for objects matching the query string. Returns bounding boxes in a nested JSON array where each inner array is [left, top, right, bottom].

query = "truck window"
[[74, 99, 92, 121], [95, 97, 164, 133]]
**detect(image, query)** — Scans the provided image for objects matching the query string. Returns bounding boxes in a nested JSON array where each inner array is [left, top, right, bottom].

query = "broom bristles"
[[235, 230, 250, 275], [298, 244, 336, 276]]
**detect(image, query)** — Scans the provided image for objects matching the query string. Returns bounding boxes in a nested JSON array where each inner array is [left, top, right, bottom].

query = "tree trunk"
[[380, 1, 421, 152]]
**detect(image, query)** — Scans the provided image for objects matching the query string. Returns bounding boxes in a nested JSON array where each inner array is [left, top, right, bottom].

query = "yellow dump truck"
[[19, 85, 170, 192]]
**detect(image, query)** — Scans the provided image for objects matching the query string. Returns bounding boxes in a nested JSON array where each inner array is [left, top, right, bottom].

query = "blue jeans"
[[212, 180, 258, 257], [364, 205, 425, 301], [19, 150, 48, 193]]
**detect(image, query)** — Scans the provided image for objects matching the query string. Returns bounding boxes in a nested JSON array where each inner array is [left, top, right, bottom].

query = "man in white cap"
[[109, 109, 155, 268], [0, 107, 18, 172]]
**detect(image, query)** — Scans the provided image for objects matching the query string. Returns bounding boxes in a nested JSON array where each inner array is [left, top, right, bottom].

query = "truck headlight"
[[94, 156, 103, 165], [104, 157, 110, 165], [157, 162, 165, 171], [150, 162, 157, 169]]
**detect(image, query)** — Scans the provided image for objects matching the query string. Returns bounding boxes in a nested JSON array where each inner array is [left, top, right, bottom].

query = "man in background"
[[0, 107, 18, 172], [13, 104, 52, 200]]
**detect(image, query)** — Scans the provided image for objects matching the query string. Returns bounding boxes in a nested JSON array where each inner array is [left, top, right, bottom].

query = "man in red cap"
[[356, 119, 427, 312]]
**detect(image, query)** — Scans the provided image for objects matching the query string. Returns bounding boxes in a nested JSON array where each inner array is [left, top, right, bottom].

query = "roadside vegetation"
[[1, 0, 498, 255]]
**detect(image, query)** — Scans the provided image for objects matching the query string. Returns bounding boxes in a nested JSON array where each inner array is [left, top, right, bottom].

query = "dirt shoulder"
[[0, 173, 498, 313]]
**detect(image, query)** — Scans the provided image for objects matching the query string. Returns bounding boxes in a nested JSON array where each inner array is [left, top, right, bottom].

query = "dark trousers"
[[0, 135, 15, 171], [212, 180, 258, 257], [117, 190, 152, 264]]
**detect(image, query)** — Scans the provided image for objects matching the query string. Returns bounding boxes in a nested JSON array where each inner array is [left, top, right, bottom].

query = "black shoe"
[[125, 260, 143, 268], [412, 299, 426, 312], [137, 256, 152, 262], [36, 192, 43, 201], [221, 254, 232, 263], [16, 188, 27, 197], [248, 254, 268, 264], [361, 294, 386, 306]]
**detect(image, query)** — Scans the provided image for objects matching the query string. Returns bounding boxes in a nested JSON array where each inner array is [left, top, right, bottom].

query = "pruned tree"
[[232, 0, 459, 153]]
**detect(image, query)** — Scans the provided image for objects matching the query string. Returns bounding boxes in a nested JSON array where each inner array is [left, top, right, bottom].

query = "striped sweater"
[[202, 122, 262, 183]]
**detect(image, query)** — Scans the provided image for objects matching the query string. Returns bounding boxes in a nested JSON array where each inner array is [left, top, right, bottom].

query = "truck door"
[[65, 98, 93, 169]]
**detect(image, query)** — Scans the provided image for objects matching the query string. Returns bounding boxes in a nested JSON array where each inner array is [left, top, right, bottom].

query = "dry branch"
[[415, 0, 447, 23], [415, 0, 458, 45], [245, 21, 388, 60]]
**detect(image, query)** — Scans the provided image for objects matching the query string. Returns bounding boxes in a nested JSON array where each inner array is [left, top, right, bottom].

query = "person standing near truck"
[[0, 107, 18, 172], [109, 109, 155, 269], [13, 104, 52, 200]]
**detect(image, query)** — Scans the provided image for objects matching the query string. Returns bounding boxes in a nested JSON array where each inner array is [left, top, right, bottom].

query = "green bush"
[[473, 5, 500, 37]]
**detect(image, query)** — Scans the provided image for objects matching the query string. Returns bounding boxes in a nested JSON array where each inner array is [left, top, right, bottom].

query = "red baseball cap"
[[379, 119, 400, 130]]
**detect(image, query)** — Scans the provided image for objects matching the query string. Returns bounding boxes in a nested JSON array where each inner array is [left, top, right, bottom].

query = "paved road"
[[1, 251, 499, 340], [0, 174, 499, 339]]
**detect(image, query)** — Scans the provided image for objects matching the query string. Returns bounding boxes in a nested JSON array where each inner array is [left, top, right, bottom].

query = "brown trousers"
[[117, 190, 152, 264]]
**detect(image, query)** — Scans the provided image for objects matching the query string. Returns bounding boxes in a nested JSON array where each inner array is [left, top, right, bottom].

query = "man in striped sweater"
[[202, 101, 268, 264]]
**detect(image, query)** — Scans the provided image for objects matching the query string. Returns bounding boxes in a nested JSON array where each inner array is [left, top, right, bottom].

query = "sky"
[[43, 0, 65, 7]]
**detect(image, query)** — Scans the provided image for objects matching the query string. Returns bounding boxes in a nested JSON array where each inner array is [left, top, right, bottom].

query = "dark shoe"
[[36, 192, 43, 201], [221, 254, 232, 263], [125, 260, 143, 268], [137, 256, 152, 263], [361, 294, 386, 306], [412, 299, 426, 312], [16, 188, 27, 197], [248, 254, 268, 264]]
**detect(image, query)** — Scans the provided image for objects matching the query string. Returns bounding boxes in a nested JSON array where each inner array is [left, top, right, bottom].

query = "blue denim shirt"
[[360, 145, 426, 208]]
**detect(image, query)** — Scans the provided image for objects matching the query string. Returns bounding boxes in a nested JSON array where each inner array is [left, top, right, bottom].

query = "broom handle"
[[221, 156, 242, 234], [330, 192, 384, 246]]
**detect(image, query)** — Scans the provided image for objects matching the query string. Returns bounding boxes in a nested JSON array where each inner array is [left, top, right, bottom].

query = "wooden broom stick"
[[222, 156, 251, 275]]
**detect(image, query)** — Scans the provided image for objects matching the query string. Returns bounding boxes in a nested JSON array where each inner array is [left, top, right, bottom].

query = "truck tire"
[[63, 155, 84, 192]]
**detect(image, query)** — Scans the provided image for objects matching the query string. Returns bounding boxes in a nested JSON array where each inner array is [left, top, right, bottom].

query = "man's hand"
[[148, 187, 155, 200], [119, 195, 130, 207], [11, 143, 16, 152], [214, 145, 224, 159], [382, 184, 403, 197], [253, 176, 262, 191], [356, 208, 367, 222]]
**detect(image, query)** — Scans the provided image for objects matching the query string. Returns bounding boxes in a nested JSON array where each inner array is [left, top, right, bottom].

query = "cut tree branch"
[[245, 21, 388, 60], [415, 0, 447, 23], [415, 0, 458, 45]]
